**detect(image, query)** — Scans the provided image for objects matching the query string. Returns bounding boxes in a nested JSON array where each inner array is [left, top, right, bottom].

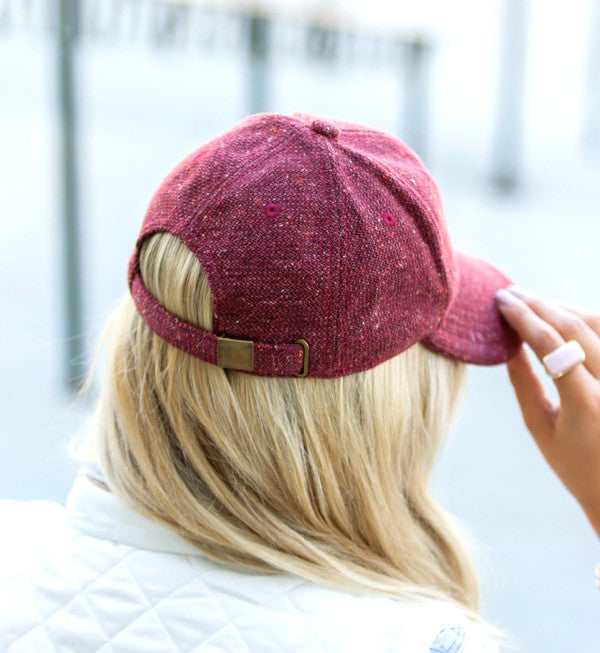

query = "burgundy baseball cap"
[[127, 111, 522, 378]]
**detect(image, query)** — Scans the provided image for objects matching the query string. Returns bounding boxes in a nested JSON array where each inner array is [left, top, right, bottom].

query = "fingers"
[[505, 285, 600, 379], [507, 285, 600, 339], [554, 302, 600, 338], [497, 286, 600, 523], [495, 288, 597, 407], [505, 344, 558, 440]]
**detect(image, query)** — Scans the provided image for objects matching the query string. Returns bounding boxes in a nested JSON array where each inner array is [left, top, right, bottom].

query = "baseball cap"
[[127, 111, 522, 378]]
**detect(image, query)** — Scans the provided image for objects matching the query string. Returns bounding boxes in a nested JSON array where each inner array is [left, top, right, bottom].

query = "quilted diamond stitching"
[[34, 547, 140, 620], [118, 558, 208, 653], [5, 513, 481, 653], [81, 558, 209, 650], [6, 622, 60, 653], [163, 558, 310, 652], [280, 591, 327, 652], [151, 558, 260, 652], [92, 555, 181, 651], [74, 587, 112, 643], [189, 622, 253, 653], [74, 550, 270, 652], [6, 545, 139, 651], [39, 594, 110, 653]]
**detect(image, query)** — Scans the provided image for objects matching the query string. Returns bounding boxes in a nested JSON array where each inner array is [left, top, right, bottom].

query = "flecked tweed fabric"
[[128, 111, 522, 378]]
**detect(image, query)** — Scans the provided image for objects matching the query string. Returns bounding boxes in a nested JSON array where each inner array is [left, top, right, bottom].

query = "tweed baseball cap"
[[127, 111, 522, 378]]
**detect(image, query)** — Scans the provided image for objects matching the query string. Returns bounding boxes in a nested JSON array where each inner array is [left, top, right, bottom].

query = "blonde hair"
[[70, 232, 513, 648]]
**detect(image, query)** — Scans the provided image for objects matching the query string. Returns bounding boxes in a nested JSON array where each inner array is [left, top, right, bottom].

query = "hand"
[[495, 285, 600, 539]]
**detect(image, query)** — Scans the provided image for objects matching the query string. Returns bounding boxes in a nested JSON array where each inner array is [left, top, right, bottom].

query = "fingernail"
[[506, 284, 537, 300], [495, 288, 522, 307]]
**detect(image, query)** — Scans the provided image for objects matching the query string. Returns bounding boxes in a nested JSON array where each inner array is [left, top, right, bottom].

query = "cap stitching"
[[293, 122, 344, 375], [334, 127, 385, 134], [333, 140, 450, 298], [130, 129, 300, 340], [316, 138, 349, 375], [174, 131, 302, 336], [178, 126, 299, 236]]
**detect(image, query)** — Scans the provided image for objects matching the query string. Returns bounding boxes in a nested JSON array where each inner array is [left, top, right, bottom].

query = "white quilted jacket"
[[0, 468, 500, 652]]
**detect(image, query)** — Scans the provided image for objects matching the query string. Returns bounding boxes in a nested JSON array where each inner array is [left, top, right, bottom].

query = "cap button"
[[310, 119, 339, 139]]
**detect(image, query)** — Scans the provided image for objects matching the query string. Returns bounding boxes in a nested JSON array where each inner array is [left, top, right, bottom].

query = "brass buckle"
[[216, 337, 254, 372], [294, 338, 309, 377], [216, 336, 308, 377]]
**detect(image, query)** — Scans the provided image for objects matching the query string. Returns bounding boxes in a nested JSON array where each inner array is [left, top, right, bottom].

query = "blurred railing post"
[[492, 0, 528, 192], [582, 0, 600, 155], [57, 0, 84, 393], [403, 35, 430, 164], [246, 11, 270, 114]]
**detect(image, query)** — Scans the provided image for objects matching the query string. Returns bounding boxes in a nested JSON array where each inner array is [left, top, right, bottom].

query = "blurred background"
[[1, 0, 599, 649]]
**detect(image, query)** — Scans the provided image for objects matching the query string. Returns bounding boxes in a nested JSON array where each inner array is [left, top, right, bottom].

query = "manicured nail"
[[506, 284, 536, 300], [495, 288, 522, 307]]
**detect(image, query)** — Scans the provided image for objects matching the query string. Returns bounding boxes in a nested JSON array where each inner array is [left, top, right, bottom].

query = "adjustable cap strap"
[[129, 271, 309, 377]]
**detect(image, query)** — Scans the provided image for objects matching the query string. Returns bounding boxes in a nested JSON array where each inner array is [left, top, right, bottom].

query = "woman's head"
[[71, 231, 509, 644]]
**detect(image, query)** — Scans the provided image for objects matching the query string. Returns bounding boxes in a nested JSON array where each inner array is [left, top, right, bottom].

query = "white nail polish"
[[506, 284, 536, 300], [495, 288, 522, 307]]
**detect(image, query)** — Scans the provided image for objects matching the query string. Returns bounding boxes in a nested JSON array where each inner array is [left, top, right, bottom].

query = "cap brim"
[[420, 250, 522, 365]]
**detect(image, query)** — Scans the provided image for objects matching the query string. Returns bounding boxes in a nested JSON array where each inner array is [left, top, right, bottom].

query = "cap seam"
[[178, 125, 300, 240], [314, 137, 345, 375], [332, 139, 450, 300], [174, 129, 303, 337], [129, 131, 300, 345], [337, 127, 387, 134], [287, 117, 344, 373]]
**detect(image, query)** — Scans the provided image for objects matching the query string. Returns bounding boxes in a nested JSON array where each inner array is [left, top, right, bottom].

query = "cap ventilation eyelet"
[[264, 203, 281, 218]]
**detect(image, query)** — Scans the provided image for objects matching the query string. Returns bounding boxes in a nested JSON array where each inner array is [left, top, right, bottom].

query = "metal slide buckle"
[[216, 336, 309, 377], [216, 337, 254, 372]]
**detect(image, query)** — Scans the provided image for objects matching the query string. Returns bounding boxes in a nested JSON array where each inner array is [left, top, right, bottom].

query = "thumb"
[[505, 344, 558, 442]]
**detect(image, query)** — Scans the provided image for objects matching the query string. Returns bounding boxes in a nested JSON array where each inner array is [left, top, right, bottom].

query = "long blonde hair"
[[70, 232, 512, 647]]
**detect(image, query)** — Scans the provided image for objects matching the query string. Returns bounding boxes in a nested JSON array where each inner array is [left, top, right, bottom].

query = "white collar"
[[64, 471, 206, 557]]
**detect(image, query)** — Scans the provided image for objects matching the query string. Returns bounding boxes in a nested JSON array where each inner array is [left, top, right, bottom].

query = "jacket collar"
[[64, 470, 206, 557]]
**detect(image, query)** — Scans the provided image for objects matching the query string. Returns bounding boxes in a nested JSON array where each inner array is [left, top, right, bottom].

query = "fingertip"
[[495, 288, 523, 309]]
